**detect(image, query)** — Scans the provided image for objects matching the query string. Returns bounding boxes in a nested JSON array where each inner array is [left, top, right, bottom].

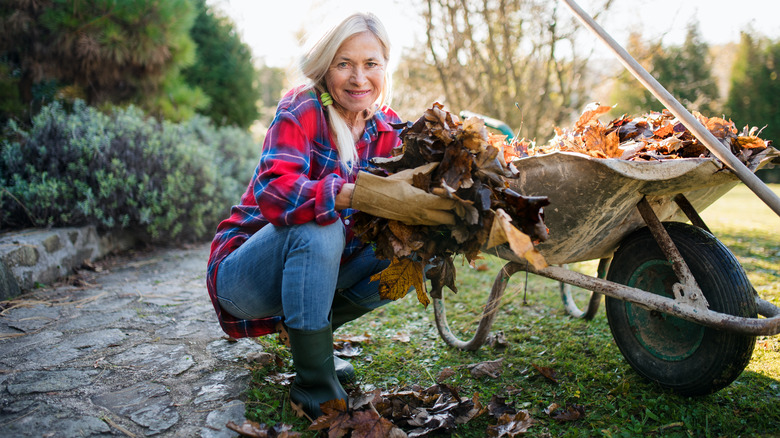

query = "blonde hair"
[[298, 12, 393, 170]]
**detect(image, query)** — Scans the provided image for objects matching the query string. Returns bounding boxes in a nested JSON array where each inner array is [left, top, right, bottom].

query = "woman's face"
[[325, 31, 386, 120]]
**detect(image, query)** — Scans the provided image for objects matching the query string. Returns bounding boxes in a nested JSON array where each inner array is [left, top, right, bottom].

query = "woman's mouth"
[[346, 90, 371, 98]]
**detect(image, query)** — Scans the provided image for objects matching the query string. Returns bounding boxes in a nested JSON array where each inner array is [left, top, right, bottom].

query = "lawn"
[[245, 183, 780, 437]]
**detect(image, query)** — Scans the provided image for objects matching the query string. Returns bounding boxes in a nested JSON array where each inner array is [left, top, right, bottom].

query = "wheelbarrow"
[[432, 150, 780, 396]]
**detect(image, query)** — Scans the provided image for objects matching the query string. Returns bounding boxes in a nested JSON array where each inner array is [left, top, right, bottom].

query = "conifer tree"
[[182, 0, 261, 129]]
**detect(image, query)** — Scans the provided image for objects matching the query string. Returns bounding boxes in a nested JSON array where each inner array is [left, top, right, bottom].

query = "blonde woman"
[[206, 12, 455, 419]]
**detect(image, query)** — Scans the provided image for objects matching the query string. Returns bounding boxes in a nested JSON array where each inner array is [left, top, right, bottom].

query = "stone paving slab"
[[0, 244, 263, 437]]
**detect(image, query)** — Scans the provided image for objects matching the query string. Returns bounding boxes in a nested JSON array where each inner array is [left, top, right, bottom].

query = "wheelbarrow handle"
[[560, 0, 780, 219]]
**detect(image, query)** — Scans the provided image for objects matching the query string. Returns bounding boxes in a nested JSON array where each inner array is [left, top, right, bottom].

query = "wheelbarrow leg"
[[559, 257, 608, 320], [433, 261, 525, 350]]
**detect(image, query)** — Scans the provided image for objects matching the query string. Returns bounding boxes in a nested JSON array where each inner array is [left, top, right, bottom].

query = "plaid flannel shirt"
[[206, 86, 402, 338]]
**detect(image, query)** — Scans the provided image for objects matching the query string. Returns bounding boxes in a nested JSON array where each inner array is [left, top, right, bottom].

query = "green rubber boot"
[[288, 325, 348, 419], [331, 294, 373, 383], [331, 293, 373, 332]]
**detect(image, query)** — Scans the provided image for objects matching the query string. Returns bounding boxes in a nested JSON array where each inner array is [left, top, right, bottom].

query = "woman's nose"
[[351, 67, 366, 84]]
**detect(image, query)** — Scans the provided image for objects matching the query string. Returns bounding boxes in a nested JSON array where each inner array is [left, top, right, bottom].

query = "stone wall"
[[0, 226, 139, 300]]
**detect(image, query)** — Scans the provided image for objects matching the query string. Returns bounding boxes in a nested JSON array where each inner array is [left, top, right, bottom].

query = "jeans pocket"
[[217, 296, 256, 320]]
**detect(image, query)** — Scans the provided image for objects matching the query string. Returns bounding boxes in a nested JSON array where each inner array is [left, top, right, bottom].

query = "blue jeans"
[[215, 221, 393, 331]]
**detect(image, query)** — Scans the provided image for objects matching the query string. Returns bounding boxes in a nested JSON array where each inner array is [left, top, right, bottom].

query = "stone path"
[[0, 243, 262, 437]]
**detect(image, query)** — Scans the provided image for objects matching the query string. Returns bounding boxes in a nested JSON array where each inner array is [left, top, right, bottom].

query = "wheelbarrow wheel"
[[604, 222, 756, 396]]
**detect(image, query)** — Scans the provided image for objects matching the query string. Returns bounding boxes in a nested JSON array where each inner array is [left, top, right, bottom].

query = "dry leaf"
[[308, 399, 350, 434], [371, 257, 427, 306], [486, 410, 534, 437], [487, 209, 547, 270], [468, 358, 504, 378], [226, 420, 301, 438], [436, 367, 456, 382], [531, 363, 559, 383], [549, 404, 585, 423]]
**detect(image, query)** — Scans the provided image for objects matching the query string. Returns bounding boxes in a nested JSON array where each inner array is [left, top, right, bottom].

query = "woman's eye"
[[337, 62, 349, 68]]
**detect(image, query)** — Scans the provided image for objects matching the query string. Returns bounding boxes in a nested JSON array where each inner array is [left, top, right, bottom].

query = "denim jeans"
[[215, 220, 392, 331]]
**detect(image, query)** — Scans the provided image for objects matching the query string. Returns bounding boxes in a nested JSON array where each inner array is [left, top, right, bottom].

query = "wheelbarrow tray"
[[509, 151, 766, 265]]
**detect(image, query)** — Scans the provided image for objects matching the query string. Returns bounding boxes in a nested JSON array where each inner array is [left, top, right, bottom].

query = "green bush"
[[0, 100, 259, 243]]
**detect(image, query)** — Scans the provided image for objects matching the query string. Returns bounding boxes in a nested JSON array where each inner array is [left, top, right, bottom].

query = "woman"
[[206, 12, 418, 419]]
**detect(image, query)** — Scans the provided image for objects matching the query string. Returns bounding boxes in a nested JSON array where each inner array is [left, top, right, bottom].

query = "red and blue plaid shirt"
[[206, 86, 402, 338]]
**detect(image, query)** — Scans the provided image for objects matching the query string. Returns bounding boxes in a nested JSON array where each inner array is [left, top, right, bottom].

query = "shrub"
[[0, 100, 259, 243]]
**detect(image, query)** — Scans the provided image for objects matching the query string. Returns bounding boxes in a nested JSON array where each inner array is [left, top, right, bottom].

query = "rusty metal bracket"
[[636, 197, 710, 311]]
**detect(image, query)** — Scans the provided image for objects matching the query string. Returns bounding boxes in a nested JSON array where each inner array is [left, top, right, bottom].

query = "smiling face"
[[324, 31, 387, 123]]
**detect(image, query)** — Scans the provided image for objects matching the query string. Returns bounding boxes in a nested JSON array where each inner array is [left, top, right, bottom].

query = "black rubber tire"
[[605, 222, 756, 396]]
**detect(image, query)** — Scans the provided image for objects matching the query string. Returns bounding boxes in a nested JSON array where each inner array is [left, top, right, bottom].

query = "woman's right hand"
[[335, 183, 355, 210]]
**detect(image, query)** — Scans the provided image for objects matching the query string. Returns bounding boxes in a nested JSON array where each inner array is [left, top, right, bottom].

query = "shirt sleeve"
[[253, 111, 345, 226]]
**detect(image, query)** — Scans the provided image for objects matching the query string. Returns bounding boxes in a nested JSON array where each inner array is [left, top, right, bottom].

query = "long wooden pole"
[[561, 0, 780, 217]]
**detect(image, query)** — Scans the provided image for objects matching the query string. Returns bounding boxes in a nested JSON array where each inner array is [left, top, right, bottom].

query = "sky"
[[207, 0, 780, 70]]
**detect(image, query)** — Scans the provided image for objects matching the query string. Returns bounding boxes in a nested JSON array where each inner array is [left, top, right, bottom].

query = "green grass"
[[245, 184, 780, 437]]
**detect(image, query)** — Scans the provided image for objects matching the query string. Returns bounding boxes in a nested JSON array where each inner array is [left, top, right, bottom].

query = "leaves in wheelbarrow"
[[525, 103, 775, 169], [353, 102, 549, 306]]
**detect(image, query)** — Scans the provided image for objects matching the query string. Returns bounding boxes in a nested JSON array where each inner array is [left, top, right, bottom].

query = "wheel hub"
[[625, 260, 704, 361]]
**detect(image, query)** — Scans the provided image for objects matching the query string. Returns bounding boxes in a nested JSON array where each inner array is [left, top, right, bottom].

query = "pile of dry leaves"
[[505, 104, 773, 168], [352, 103, 549, 307], [227, 341, 583, 438]]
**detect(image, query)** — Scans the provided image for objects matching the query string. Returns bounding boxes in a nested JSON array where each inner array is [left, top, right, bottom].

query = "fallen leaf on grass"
[[545, 403, 586, 422], [391, 332, 411, 343], [486, 410, 534, 437], [486, 331, 509, 349], [531, 363, 559, 383], [245, 351, 281, 367], [227, 419, 301, 437], [436, 367, 456, 382], [467, 358, 504, 378], [334, 333, 372, 344], [349, 410, 406, 438], [264, 372, 295, 385], [309, 399, 351, 435], [334, 341, 362, 358], [487, 395, 517, 419]]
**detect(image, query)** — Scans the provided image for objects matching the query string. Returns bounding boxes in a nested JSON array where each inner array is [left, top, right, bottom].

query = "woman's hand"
[[335, 183, 354, 210]]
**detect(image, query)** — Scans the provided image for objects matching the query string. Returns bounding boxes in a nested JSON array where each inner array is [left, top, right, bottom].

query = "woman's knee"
[[287, 221, 345, 259]]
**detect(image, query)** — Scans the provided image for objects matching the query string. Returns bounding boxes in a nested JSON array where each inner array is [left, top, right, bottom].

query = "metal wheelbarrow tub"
[[509, 151, 751, 265]]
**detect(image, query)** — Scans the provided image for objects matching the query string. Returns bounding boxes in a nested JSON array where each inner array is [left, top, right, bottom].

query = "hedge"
[[0, 100, 259, 243]]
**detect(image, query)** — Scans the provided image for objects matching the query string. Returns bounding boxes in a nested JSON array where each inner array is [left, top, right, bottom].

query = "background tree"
[[418, 0, 614, 142], [255, 63, 287, 127], [609, 22, 719, 117], [724, 32, 780, 182], [391, 43, 446, 122], [182, 0, 260, 129], [608, 32, 663, 116], [0, 0, 206, 123], [651, 22, 720, 114]]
